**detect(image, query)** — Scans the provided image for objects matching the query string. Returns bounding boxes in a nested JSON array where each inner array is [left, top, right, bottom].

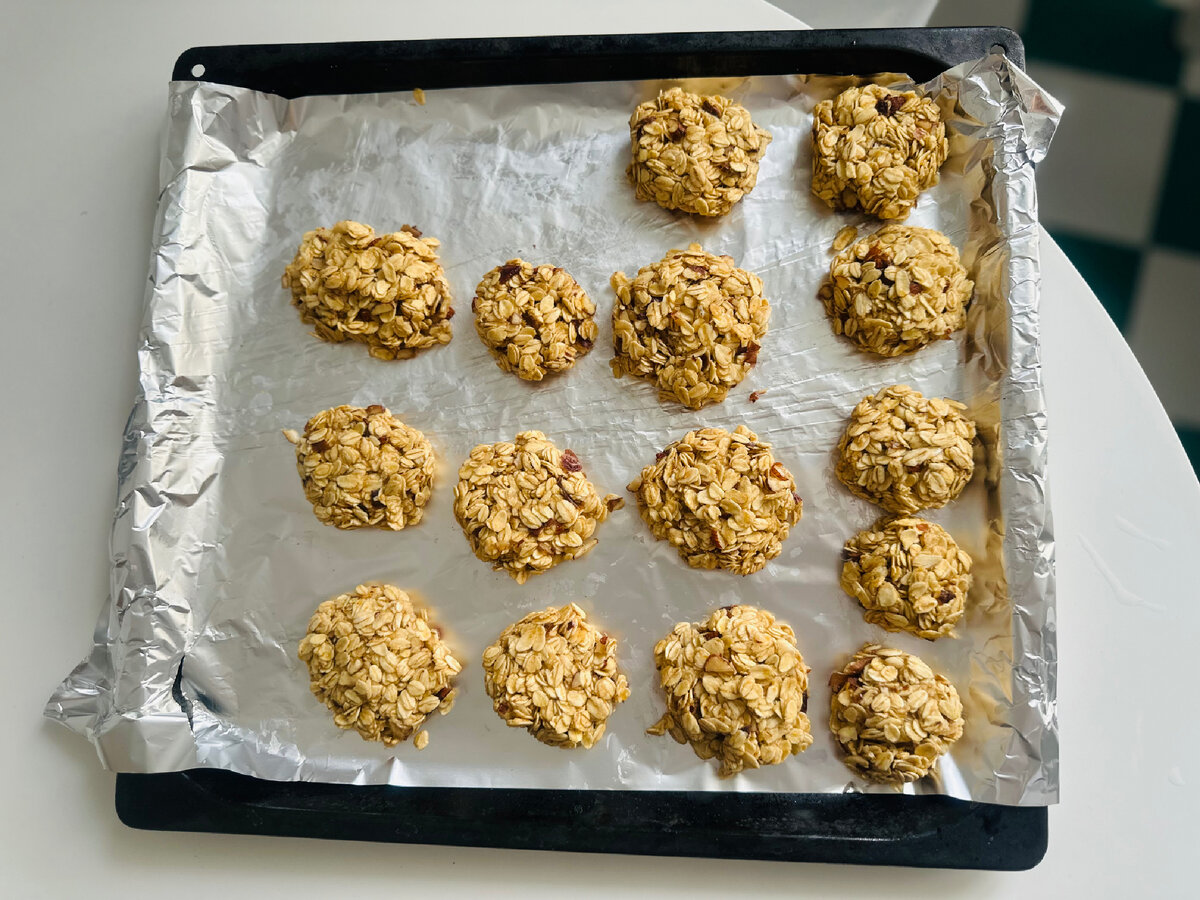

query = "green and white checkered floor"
[[933, 0, 1200, 474]]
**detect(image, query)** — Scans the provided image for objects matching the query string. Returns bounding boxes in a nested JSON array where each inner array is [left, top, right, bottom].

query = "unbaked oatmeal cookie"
[[611, 244, 769, 409], [829, 643, 964, 783], [834, 385, 976, 514], [841, 516, 972, 639], [283, 220, 453, 360], [283, 404, 435, 531], [629, 425, 801, 575], [297, 583, 461, 748], [482, 603, 630, 749], [811, 84, 948, 221], [452, 431, 623, 583], [472, 259, 597, 381], [820, 224, 972, 357], [628, 87, 772, 217], [648, 605, 814, 776]]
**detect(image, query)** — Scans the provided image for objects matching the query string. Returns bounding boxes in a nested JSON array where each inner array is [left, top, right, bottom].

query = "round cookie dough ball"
[[283, 404, 435, 531], [472, 259, 597, 381], [648, 605, 814, 777], [611, 244, 769, 409], [452, 431, 623, 584], [297, 583, 461, 747], [820, 224, 973, 357], [282, 220, 454, 360], [834, 385, 976, 514], [811, 84, 948, 221], [841, 517, 972, 639], [482, 603, 631, 749], [629, 424, 801, 575], [829, 643, 964, 783], [628, 87, 772, 217]]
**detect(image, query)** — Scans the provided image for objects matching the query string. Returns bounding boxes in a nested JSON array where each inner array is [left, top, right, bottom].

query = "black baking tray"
[[124, 28, 1047, 871]]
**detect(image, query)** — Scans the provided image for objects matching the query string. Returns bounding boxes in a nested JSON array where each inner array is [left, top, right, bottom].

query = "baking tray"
[[116, 27, 1047, 871]]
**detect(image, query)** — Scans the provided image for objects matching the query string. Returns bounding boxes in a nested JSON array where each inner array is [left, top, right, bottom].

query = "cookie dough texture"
[[283, 404, 435, 531], [829, 643, 964, 783], [611, 245, 769, 409], [282, 220, 454, 360], [628, 87, 772, 217], [482, 603, 631, 749], [629, 425, 801, 575], [820, 225, 972, 357], [472, 259, 597, 381], [842, 517, 972, 639], [297, 583, 461, 747], [453, 431, 623, 583], [834, 385, 976, 514], [812, 84, 948, 221], [648, 605, 814, 777]]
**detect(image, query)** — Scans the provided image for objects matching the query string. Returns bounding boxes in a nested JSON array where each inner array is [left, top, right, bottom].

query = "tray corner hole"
[[989, 43, 1008, 58], [191, 63, 206, 78]]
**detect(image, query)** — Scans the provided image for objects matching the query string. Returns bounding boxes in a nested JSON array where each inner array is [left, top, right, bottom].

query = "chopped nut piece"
[[648, 605, 813, 776], [748, 389, 767, 403], [297, 583, 460, 747], [284, 404, 434, 531], [811, 84, 948, 220], [829, 643, 963, 783], [627, 87, 772, 217], [453, 431, 620, 583], [412, 88, 426, 106], [629, 424, 801, 574], [611, 244, 769, 409], [821, 224, 972, 357], [834, 385, 976, 514], [472, 258, 597, 381], [482, 604, 630, 749], [282, 220, 453, 360], [841, 517, 972, 639]]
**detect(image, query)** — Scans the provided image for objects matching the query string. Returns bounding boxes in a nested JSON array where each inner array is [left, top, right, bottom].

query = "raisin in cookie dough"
[[297, 583, 461, 748], [829, 643, 964, 784], [629, 425, 801, 575], [283, 404, 435, 531], [841, 517, 972, 639], [282, 220, 453, 360], [611, 245, 769, 410], [482, 603, 631, 749], [472, 259, 597, 381], [820, 224, 972, 357], [628, 87, 772, 217], [648, 605, 814, 777], [811, 84, 948, 221], [834, 385, 976, 514], [452, 431, 623, 584]]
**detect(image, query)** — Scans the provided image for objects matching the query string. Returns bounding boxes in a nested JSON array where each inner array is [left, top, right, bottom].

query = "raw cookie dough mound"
[[283, 220, 454, 360], [829, 643, 964, 783], [283, 404, 435, 531], [611, 245, 769, 409], [834, 385, 976, 514], [628, 87, 772, 217], [453, 431, 623, 584], [629, 425, 801, 575], [648, 605, 814, 776], [811, 84, 949, 221], [841, 517, 972, 639], [297, 583, 461, 747], [820, 224, 972, 357], [482, 603, 631, 749], [472, 259, 597, 381]]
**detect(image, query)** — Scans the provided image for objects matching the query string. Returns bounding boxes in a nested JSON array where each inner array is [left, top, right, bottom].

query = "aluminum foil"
[[47, 51, 1061, 805]]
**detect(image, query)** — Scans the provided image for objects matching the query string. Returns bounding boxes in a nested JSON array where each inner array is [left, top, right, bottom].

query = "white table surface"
[[3, 2, 1198, 897]]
